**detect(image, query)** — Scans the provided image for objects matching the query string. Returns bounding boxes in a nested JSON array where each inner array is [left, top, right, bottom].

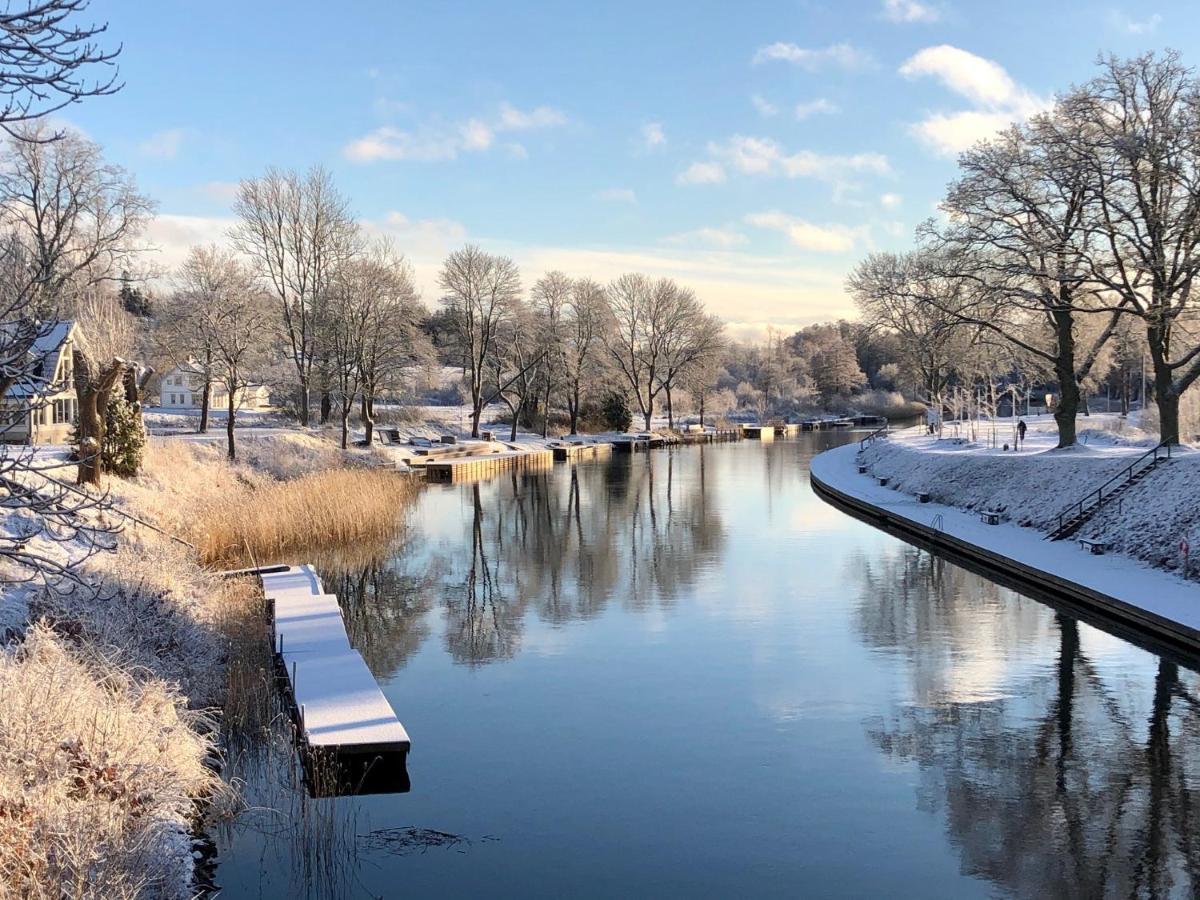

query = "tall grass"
[[192, 468, 416, 568], [0, 625, 225, 900]]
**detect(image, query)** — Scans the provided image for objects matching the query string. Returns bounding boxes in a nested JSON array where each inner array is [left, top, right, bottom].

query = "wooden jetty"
[[773, 423, 801, 437], [551, 442, 613, 462], [260, 566, 410, 794], [741, 424, 776, 440], [421, 447, 554, 482]]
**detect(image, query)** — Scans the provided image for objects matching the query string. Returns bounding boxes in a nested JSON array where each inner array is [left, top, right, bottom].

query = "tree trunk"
[[699, 391, 706, 428], [1051, 310, 1079, 449], [320, 390, 332, 425], [568, 382, 581, 434], [509, 399, 520, 442], [199, 376, 211, 433], [297, 380, 310, 426], [541, 380, 552, 438], [1147, 325, 1179, 444], [73, 350, 126, 486], [340, 404, 350, 450], [471, 404, 482, 439], [665, 384, 674, 430], [226, 388, 237, 460], [362, 387, 375, 445]]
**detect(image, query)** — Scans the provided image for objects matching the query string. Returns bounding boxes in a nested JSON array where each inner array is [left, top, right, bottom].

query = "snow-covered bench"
[[1078, 537, 1110, 555], [980, 510, 1001, 525]]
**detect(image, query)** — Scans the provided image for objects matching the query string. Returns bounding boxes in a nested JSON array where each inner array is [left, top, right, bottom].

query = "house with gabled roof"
[[1, 320, 82, 445]]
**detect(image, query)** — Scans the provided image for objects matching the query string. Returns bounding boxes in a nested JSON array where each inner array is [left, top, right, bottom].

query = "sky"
[[66, 0, 1200, 340]]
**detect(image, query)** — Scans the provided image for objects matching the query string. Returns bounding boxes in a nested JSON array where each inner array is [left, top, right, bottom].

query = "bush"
[[600, 393, 632, 432], [101, 396, 147, 478]]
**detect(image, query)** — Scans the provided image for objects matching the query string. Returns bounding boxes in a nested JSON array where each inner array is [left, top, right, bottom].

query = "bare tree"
[[1065, 52, 1200, 444], [486, 301, 544, 442], [161, 245, 251, 432], [232, 165, 357, 426], [0, 0, 126, 588], [208, 278, 270, 461], [920, 107, 1124, 447], [531, 270, 571, 437], [353, 239, 428, 446], [562, 277, 609, 434], [657, 291, 724, 429], [438, 245, 522, 438], [604, 273, 687, 431]]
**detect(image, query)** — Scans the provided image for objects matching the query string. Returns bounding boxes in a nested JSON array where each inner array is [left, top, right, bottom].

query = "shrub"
[[600, 392, 632, 432], [101, 396, 147, 478]]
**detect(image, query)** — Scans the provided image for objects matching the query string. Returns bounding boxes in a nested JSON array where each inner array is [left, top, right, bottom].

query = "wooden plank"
[[291, 650, 411, 753]]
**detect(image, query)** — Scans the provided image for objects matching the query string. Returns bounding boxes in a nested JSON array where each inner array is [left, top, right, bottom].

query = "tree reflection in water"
[[855, 543, 1200, 898], [321, 448, 726, 671]]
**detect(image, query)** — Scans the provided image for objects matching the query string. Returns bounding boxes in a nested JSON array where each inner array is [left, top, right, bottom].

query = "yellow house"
[[1, 321, 81, 445], [158, 362, 270, 412]]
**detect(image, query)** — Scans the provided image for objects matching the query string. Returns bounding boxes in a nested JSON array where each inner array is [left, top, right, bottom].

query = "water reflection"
[[215, 436, 1200, 899], [858, 544, 1200, 898]]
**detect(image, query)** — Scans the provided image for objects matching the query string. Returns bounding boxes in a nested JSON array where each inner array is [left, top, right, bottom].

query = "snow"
[[811, 430, 1200, 645], [857, 416, 1200, 577], [260, 566, 410, 752]]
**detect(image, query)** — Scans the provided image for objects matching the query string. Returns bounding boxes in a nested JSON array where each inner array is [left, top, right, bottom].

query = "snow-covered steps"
[[259, 565, 411, 776]]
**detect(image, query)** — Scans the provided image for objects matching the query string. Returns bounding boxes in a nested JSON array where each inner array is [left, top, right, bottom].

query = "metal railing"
[[1052, 441, 1173, 537], [859, 424, 890, 451]]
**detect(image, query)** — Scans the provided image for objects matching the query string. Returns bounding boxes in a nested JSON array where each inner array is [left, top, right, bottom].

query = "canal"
[[214, 431, 1200, 898]]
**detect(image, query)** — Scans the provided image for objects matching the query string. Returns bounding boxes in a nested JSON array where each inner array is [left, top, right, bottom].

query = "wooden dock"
[[422, 447, 554, 482], [741, 424, 776, 440], [551, 442, 613, 462], [260, 566, 410, 794]]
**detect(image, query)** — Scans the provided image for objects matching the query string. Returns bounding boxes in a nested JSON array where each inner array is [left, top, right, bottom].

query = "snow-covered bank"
[[857, 418, 1200, 578], [810, 438, 1200, 652]]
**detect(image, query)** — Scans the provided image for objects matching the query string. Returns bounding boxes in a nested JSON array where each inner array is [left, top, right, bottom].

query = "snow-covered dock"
[[260, 566, 411, 760], [810, 441, 1200, 653], [422, 447, 554, 482], [551, 441, 612, 462]]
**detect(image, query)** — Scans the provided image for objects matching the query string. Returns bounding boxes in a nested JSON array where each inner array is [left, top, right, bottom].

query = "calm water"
[[215, 432, 1200, 899]]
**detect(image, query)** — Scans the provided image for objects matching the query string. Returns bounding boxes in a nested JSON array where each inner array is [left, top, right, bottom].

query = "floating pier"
[[740, 424, 776, 440], [422, 447, 554, 482], [260, 565, 410, 794], [551, 442, 613, 462]]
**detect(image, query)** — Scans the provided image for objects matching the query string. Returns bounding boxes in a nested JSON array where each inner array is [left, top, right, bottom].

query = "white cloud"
[[139, 128, 186, 160], [882, 0, 940, 23], [460, 118, 494, 151], [794, 98, 839, 119], [505, 242, 854, 338], [899, 45, 1046, 155], [595, 187, 637, 204], [497, 102, 568, 130], [880, 192, 903, 209], [344, 102, 567, 163], [196, 181, 239, 204], [744, 210, 861, 253], [676, 160, 726, 185], [640, 121, 666, 151], [144, 213, 235, 270], [1107, 10, 1162, 34], [752, 42, 872, 71], [663, 226, 748, 248], [751, 95, 779, 117], [702, 135, 889, 181]]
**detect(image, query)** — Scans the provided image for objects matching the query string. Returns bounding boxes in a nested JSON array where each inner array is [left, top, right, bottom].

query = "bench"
[[876, 476, 889, 487], [1078, 538, 1109, 555], [917, 492, 931, 503], [481, 430, 495, 441], [440, 435, 457, 445], [857, 464, 868, 474], [980, 510, 1001, 525]]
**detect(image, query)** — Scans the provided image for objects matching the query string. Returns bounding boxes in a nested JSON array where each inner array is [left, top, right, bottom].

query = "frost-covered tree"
[[438, 245, 522, 438]]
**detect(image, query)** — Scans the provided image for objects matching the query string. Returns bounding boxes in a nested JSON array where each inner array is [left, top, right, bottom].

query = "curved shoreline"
[[809, 443, 1200, 660]]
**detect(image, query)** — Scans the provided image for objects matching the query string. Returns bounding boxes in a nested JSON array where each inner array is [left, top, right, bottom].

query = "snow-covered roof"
[[4, 320, 76, 399]]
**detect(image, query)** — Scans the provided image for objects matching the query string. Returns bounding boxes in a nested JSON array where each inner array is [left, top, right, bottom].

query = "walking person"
[[1017, 418, 1027, 446]]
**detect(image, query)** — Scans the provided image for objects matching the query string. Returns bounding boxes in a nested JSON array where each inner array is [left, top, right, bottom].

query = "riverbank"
[[810, 429, 1200, 653], [0, 432, 414, 898]]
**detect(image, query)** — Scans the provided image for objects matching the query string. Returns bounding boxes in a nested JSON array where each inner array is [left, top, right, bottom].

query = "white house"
[[1, 320, 82, 445], [158, 362, 270, 412]]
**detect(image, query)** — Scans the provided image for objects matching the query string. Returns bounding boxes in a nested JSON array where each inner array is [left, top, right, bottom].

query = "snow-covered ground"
[[852, 414, 1200, 580], [811, 432, 1200, 648]]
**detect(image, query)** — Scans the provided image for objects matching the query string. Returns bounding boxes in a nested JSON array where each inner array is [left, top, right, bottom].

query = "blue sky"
[[71, 0, 1196, 338]]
